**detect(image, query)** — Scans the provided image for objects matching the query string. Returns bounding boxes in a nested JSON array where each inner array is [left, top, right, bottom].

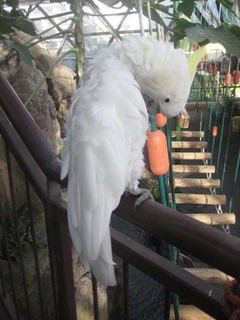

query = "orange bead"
[[208, 64, 213, 73], [212, 126, 218, 136], [155, 113, 167, 127], [146, 130, 169, 176], [199, 62, 204, 70], [234, 71, 240, 84], [225, 73, 232, 86], [204, 54, 209, 63]]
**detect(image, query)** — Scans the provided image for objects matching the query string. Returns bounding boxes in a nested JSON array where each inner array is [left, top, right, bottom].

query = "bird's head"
[[139, 41, 226, 118]]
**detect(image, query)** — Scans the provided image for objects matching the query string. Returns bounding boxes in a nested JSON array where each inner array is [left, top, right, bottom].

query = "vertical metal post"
[[25, 178, 46, 320], [47, 182, 77, 320], [5, 146, 31, 320], [136, 0, 145, 36], [146, 1, 152, 35], [92, 274, 100, 320], [123, 261, 130, 320]]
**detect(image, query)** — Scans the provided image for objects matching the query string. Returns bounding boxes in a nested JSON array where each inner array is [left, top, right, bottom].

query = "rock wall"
[[0, 36, 76, 213], [0, 36, 76, 152]]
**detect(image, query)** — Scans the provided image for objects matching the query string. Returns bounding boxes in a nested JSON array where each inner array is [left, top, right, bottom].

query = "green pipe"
[[206, 76, 216, 148], [210, 77, 221, 166], [220, 91, 235, 194], [216, 86, 229, 178], [228, 148, 240, 213]]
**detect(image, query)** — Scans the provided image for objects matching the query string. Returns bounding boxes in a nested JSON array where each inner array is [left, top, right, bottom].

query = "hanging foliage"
[[186, 24, 240, 58], [0, 0, 37, 38], [0, 0, 37, 66], [98, 0, 239, 57]]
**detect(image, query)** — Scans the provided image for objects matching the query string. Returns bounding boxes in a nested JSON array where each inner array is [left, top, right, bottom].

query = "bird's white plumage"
[[61, 47, 148, 286], [61, 36, 219, 287]]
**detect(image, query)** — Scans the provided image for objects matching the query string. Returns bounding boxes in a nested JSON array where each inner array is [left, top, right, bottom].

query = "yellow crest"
[[187, 43, 226, 77]]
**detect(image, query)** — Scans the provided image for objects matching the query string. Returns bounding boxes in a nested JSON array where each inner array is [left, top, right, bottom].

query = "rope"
[[221, 279, 240, 320], [197, 68, 231, 233]]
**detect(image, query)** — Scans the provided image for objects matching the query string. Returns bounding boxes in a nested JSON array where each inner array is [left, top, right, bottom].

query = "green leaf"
[[169, 18, 197, 41], [0, 14, 15, 35], [221, 23, 240, 39], [216, 0, 236, 16], [172, 17, 198, 29], [216, 0, 234, 11], [0, 24, 14, 35], [150, 3, 171, 15], [15, 19, 37, 36], [178, 0, 196, 18], [0, 10, 37, 37], [142, 4, 168, 29], [6, 0, 19, 8], [186, 25, 240, 59], [185, 24, 206, 43], [7, 37, 32, 67]]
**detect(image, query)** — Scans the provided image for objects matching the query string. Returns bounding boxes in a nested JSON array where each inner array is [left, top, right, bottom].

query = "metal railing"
[[0, 70, 240, 319]]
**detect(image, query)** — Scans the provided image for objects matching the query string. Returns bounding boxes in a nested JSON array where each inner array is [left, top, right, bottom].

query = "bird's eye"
[[164, 98, 170, 103]]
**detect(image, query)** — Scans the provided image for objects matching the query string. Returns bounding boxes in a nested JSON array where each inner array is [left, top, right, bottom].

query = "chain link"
[[200, 137, 230, 234]]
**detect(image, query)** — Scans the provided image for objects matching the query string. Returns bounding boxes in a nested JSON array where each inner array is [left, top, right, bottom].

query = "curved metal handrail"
[[1, 70, 240, 319]]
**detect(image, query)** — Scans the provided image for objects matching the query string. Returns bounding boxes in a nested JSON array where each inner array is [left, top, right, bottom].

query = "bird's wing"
[[61, 57, 148, 286]]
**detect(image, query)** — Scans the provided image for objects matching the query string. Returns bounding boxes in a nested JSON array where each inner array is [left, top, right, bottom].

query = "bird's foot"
[[128, 187, 154, 209]]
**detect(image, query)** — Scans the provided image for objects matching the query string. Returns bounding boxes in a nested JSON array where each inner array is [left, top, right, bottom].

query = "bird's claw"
[[128, 187, 154, 210]]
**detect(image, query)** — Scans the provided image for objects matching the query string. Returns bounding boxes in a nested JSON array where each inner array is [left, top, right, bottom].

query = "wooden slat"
[[184, 268, 234, 284], [174, 178, 220, 188], [172, 141, 207, 148], [171, 131, 204, 138], [170, 305, 214, 320], [172, 165, 215, 173], [185, 213, 236, 225], [169, 193, 226, 205], [172, 152, 211, 160]]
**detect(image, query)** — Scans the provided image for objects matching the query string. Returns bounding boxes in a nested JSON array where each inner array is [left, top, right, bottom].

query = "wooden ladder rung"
[[174, 178, 220, 188], [185, 213, 236, 225], [172, 165, 215, 173], [172, 141, 207, 148], [170, 305, 214, 320], [172, 152, 211, 160], [171, 131, 204, 138], [169, 193, 226, 205], [184, 268, 234, 284]]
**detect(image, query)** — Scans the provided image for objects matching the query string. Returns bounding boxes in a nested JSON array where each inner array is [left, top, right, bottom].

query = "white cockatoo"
[[61, 36, 225, 287]]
